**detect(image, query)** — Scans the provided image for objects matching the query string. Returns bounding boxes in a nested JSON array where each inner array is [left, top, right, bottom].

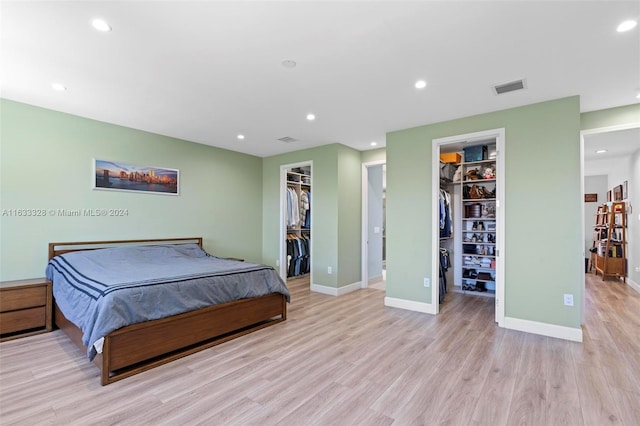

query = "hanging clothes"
[[286, 234, 311, 277], [303, 190, 311, 228], [286, 187, 300, 227], [439, 248, 450, 303], [300, 189, 310, 228], [438, 186, 453, 304], [439, 189, 453, 238]]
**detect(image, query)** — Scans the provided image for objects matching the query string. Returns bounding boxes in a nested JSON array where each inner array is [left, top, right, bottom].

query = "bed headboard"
[[48, 237, 203, 260]]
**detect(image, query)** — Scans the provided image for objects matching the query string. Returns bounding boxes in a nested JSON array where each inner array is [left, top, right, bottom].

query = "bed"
[[46, 238, 289, 385]]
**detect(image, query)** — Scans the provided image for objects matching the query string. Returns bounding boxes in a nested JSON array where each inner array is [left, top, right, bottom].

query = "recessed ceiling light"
[[415, 80, 427, 89], [596, 149, 608, 154], [51, 83, 66, 91], [370, 142, 377, 146], [281, 60, 297, 69], [92, 19, 112, 32], [237, 134, 245, 140], [306, 113, 315, 121], [617, 20, 637, 32]]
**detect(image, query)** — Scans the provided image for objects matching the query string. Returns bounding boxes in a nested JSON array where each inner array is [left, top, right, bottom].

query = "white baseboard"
[[503, 316, 583, 342], [310, 281, 362, 296], [627, 278, 640, 294], [384, 297, 436, 315]]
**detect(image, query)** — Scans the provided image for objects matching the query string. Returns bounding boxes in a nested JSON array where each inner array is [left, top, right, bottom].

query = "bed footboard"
[[55, 293, 286, 385]]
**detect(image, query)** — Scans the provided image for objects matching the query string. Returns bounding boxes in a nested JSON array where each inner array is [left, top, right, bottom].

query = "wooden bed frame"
[[49, 238, 287, 385]]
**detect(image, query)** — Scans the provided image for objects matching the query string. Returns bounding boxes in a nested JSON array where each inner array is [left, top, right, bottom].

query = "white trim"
[[279, 161, 313, 284], [503, 316, 583, 342], [279, 166, 287, 282], [384, 297, 436, 314], [311, 281, 362, 296], [627, 278, 640, 294], [432, 128, 506, 324], [361, 160, 387, 289]]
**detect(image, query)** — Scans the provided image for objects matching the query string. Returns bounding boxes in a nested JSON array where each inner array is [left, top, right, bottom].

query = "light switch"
[[374, 226, 380, 234]]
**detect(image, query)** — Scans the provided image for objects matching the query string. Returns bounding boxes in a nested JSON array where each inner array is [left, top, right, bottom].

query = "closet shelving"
[[459, 156, 497, 297]]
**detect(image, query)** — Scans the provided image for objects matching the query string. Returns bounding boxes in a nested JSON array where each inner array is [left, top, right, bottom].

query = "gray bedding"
[[45, 243, 289, 360]]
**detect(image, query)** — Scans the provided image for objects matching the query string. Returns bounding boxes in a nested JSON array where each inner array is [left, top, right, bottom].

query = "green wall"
[[337, 145, 362, 286], [386, 96, 583, 329], [0, 99, 263, 280], [361, 147, 387, 164], [581, 103, 640, 130], [262, 144, 361, 288]]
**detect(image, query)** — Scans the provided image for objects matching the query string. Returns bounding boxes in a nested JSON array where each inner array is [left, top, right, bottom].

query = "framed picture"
[[607, 190, 612, 202], [93, 159, 179, 195], [613, 185, 623, 201], [623, 180, 628, 200], [584, 193, 597, 203]]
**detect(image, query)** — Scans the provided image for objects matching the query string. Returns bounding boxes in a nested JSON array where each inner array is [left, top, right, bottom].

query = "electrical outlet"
[[328, 266, 332, 274], [424, 277, 430, 288], [563, 294, 574, 306]]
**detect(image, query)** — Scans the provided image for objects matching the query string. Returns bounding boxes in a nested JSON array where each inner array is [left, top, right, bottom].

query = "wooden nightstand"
[[0, 278, 52, 341]]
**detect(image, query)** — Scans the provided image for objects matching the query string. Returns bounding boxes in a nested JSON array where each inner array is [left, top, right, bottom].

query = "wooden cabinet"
[[0, 278, 52, 341]]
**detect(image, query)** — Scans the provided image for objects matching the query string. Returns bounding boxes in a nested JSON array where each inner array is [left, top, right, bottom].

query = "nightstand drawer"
[[0, 279, 52, 341], [0, 306, 46, 334], [0, 286, 47, 312]]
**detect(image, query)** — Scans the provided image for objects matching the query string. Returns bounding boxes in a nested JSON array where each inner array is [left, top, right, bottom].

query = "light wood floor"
[[1, 272, 639, 425]]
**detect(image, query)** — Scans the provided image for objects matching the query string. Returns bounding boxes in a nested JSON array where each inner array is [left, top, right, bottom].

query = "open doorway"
[[581, 125, 640, 297], [279, 161, 313, 285], [361, 160, 386, 291], [432, 129, 505, 324]]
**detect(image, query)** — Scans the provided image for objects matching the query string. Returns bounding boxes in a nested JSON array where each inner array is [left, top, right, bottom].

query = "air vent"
[[277, 136, 298, 143], [493, 79, 526, 95]]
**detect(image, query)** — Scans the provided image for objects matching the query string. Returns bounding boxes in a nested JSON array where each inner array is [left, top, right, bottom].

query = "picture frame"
[[607, 190, 612, 202], [584, 193, 597, 203], [622, 180, 628, 200], [613, 184, 623, 202], [93, 159, 179, 195]]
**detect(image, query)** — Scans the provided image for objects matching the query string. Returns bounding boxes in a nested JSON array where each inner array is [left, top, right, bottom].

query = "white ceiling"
[[583, 127, 640, 162], [1, 1, 639, 157]]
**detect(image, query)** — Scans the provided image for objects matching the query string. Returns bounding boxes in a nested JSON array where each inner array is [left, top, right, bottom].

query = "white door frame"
[[432, 129, 506, 325], [279, 160, 313, 283], [361, 160, 386, 289]]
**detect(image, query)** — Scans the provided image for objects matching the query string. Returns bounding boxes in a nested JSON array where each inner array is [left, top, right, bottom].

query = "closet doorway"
[[361, 160, 386, 291], [432, 129, 505, 325], [279, 161, 313, 284]]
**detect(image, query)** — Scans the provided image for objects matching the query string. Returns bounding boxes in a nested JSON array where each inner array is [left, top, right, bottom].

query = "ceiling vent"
[[493, 79, 526, 95], [277, 136, 298, 143]]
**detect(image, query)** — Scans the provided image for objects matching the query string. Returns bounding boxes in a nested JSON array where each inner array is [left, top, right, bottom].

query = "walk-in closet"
[[284, 164, 312, 279], [436, 131, 503, 317]]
